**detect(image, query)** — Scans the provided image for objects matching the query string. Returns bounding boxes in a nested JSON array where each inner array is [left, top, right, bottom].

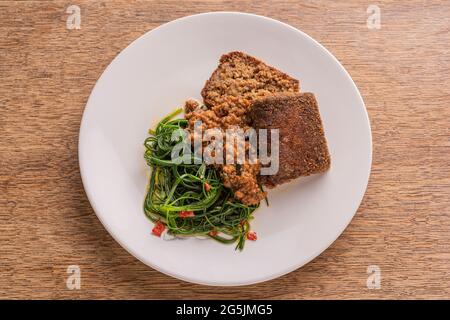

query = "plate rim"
[[78, 11, 372, 286]]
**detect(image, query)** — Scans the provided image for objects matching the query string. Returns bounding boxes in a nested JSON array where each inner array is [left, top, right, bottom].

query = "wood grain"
[[1, 0, 449, 299]]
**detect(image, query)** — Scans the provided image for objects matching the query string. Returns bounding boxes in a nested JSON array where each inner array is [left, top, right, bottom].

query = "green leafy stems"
[[143, 108, 258, 250]]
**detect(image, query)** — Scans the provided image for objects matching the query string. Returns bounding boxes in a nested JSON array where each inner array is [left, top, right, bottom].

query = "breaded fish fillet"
[[249, 93, 331, 187], [201, 51, 300, 107]]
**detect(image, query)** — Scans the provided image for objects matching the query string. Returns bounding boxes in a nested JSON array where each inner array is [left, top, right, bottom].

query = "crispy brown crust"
[[201, 51, 300, 107], [249, 93, 331, 187]]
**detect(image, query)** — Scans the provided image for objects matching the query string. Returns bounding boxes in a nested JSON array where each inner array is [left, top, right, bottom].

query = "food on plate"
[[201, 51, 300, 107], [143, 109, 258, 251], [184, 98, 266, 205], [143, 52, 330, 250], [249, 92, 331, 187]]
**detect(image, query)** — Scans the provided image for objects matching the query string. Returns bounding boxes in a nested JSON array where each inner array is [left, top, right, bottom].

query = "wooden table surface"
[[1, 0, 449, 300]]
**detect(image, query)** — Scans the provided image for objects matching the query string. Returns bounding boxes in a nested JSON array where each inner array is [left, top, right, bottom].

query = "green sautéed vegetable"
[[143, 108, 258, 250]]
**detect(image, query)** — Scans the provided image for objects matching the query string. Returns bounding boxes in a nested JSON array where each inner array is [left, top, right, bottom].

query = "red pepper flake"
[[204, 182, 211, 192], [179, 210, 195, 218], [246, 231, 257, 241], [151, 221, 165, 237], [239, 220, 247, 226], [208, 230, 218, 236]]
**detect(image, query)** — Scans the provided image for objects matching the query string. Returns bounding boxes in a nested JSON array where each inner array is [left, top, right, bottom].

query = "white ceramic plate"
[[79, 12, 372, 286]]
